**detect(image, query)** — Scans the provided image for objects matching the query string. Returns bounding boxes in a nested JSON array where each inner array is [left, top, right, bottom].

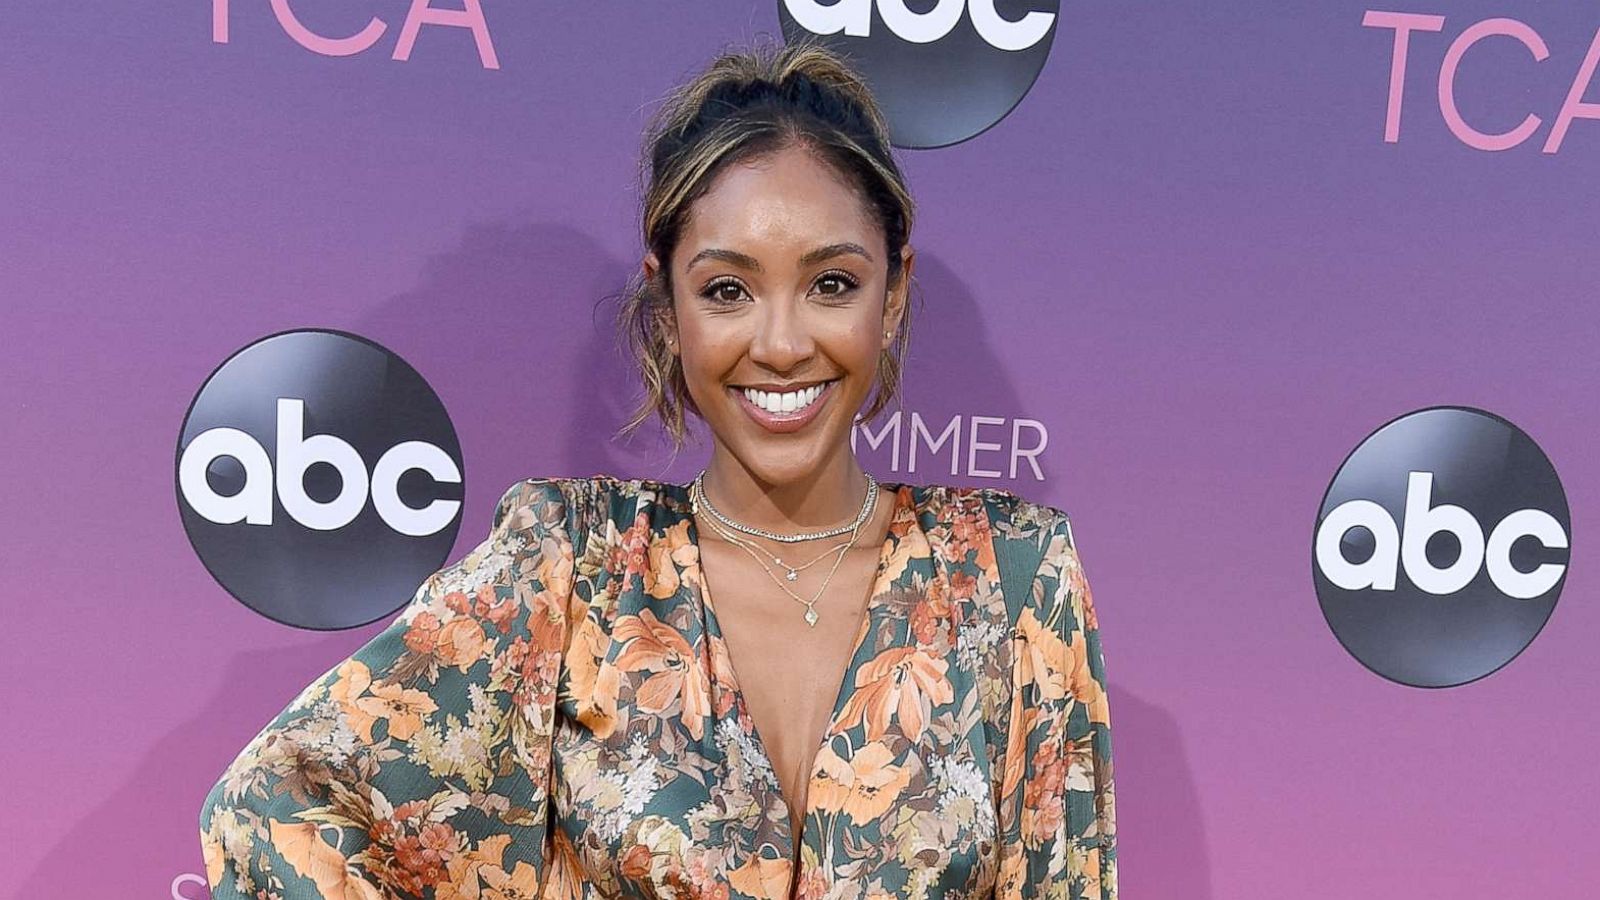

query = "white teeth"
[[741, 381, 829, 415]]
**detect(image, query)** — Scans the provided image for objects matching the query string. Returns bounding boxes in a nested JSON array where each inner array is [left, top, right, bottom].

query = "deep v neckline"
[[675, 479, 913, 896]]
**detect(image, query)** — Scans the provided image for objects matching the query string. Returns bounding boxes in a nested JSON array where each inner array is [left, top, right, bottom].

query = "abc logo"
[[1313, 406, 1569, 687], [176, 329, 464, 630], [777, 0, 1060, 148]]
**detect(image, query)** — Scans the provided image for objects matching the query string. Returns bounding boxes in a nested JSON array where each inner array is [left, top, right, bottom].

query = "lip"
[[730, 379, 838, 434]]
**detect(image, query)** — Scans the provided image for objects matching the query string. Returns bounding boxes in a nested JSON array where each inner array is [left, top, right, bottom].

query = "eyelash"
[[699, 270, 861, 305]]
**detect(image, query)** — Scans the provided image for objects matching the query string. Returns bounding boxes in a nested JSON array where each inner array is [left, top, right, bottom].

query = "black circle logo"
[[777, 0, 1061, 148], [1313, 406, 1569, 687], [177, 329, 465, 630]]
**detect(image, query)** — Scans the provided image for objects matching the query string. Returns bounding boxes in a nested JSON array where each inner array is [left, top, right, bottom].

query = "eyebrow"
[[685, 241, 874, 273]]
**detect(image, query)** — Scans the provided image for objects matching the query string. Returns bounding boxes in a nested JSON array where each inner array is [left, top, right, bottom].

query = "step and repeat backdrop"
[[2, 2, 1595, 897]]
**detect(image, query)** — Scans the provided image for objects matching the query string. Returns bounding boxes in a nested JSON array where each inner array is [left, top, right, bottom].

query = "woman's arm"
[[198, 478, 579, 899], [995, 505, 1117, 899]]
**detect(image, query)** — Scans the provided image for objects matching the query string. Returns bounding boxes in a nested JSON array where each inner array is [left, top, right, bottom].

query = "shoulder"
[[908, 481, 1073, 556], [910, 481, 1078, 625], [490, 473, 686, 543]]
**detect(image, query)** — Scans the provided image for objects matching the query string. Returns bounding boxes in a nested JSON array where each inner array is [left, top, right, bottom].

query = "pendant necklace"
[[690, 470, 878, 626]]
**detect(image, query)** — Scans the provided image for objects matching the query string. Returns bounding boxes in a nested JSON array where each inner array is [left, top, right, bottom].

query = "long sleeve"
[[996, 509, 1117, 899], [198, 477, 579, 899]]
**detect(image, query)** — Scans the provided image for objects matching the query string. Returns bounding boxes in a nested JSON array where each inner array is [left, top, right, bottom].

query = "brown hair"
[[613, 35, 918, 452]]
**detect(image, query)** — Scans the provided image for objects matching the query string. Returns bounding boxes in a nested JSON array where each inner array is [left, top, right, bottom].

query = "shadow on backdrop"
[[20, 631, 379, 897]]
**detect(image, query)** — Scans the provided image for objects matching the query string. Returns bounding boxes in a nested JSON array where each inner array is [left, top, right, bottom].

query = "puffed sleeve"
[[198, 477, 580, 899], [996, 508, 1117, 899]]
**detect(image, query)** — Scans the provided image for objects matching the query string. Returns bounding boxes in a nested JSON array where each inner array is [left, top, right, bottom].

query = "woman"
[[199, 38, 1116, 900]]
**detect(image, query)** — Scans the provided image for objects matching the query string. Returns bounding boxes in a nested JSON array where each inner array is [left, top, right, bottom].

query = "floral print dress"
[[199, 474, 1116, 899]]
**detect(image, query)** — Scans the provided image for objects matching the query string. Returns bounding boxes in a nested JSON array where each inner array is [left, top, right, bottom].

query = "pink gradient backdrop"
[[2, 2, 1595, 897]]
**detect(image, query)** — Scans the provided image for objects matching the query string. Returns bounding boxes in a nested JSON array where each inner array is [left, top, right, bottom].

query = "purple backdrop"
[[3, 2, 1596, 897]]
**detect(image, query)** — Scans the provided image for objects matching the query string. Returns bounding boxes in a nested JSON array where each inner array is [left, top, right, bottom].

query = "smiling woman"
[[199, 35, 1116, 900]]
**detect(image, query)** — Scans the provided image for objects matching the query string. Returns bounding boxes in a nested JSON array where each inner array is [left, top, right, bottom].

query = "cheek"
[[830, 323, 884, 374], [674, 320, 738, 392]]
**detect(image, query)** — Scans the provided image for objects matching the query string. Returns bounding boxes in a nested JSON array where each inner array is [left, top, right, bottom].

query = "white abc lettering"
[[371, 440, 463, 537], [784, 0, 1054, 51], [1315, 498, 1401, 591], [879, 0, 966, 44], [966, 0, 1056, 51], [1484, 507, 1569, 599], [785, 0, 873, 38], [1400, 471, 1485, 594], [179, 426, 274, 525], [276, 397, 370, 530], [1316, 471, 1568, 598], [178, 398, 461, 535]]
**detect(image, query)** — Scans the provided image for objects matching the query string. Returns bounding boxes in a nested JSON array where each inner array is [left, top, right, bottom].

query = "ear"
[[882, 243, 913, 348], [643, 251, 679, 355]]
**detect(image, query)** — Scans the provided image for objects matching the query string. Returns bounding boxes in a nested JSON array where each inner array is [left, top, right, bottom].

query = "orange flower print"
[[996, 848, 1028, 897], [835, 646, 954, 742], [686, 852, 730, 900], [810, 741, 913, 824], [616, 513, 652, 581], [471, 583, 519, 635], [1022, 732, 1068, 845], [644, 519, 697, 599], [565, 614, 621, 739], [1064, 628, 1105, 716], [329, 659, 379, 741], [437, 833, 512, 900], [434, 616, 490, 672], [1000, 702, 1038, 804], [354, 682, 439, 742], [878, 509, 926, 584], [480, 859, 542, 900], [908, 578, 953, 647], [1019, 601, 1105, 715], [947, 568, 978, 601], [268, 819, 386, 900], [793, 866, 829, 900], [727, 852, 793, 899], [1014, 604, 1070, 702], [198, 823, 225, 889], [620, 843, 653, 880], [401, 604, 492, 672], [392, 821, 462, 893], [536, 532, 576, 601], [403, 611, 442, 655], [949, 505, 996, 572], [615, 608, 711, 740]]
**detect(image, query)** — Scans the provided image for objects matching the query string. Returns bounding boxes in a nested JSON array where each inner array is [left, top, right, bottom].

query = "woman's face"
[[644, 142, 912, 487]]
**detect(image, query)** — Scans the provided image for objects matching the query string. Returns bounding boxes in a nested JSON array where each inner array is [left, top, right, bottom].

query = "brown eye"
[[815, 270, 860, 298], [700, 279, 747, 304]]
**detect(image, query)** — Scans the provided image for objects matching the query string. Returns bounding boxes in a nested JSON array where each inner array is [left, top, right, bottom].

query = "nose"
[[747, 295, 815, 373]]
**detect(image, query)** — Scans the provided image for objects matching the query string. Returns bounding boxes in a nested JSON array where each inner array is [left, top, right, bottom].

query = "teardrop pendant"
[[804, 607, 819, 627]]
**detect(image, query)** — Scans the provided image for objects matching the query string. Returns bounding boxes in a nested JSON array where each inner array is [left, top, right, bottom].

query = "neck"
[[698, 443, 874, 535]]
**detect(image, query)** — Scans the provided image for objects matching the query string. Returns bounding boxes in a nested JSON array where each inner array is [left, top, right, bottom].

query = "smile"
[[728, 378, 840, 434]]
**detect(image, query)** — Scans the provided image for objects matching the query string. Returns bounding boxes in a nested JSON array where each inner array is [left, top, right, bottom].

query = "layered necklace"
[[689, 469, 879, 627]]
